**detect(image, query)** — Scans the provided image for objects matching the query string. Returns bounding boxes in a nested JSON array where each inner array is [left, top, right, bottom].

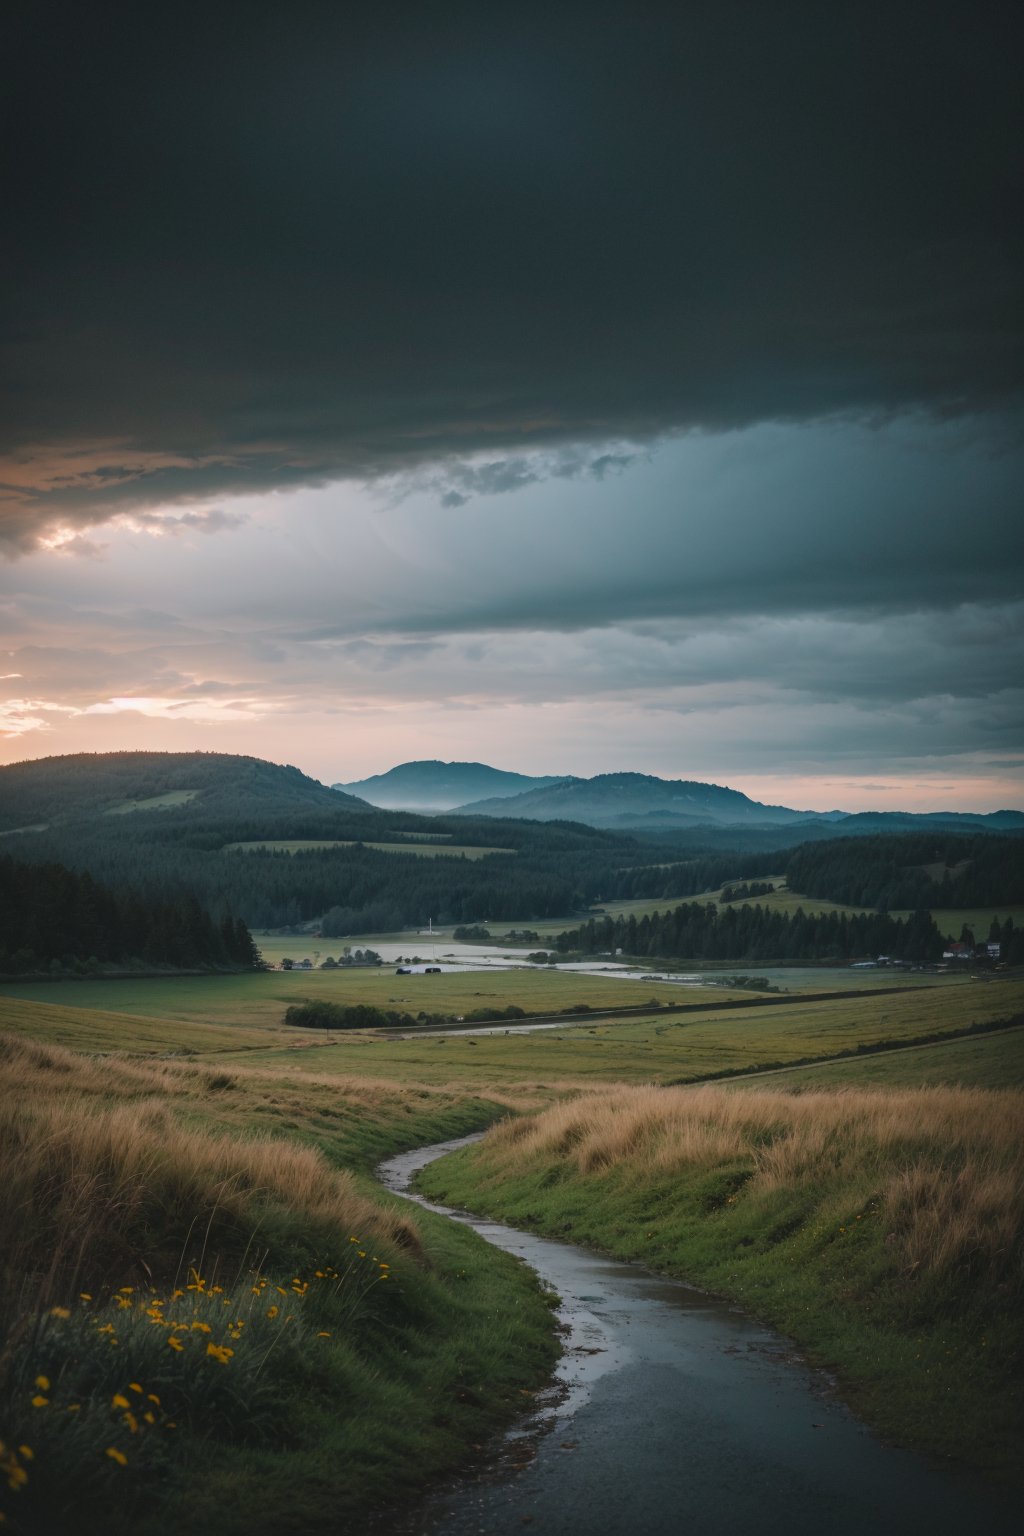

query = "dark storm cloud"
[[2, 1, 1021, 549]]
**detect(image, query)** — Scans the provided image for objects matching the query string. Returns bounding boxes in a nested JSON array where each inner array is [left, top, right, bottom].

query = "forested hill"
[[2, 754, 1021, 938], [0, 751, 688, 931], [786, 833, 1024, 910], [0, 751, 369, 832]]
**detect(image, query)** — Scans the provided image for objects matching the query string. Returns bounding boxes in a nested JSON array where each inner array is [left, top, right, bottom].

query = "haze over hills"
[[333, 760, 1024, 831], [452, 771, 842, 828], [333, 760, 565, 811]]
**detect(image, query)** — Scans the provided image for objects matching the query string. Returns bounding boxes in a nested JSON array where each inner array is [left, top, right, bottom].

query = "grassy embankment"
[[418, 1080, 1024, 1480], [0, 1034, 559, 1535]]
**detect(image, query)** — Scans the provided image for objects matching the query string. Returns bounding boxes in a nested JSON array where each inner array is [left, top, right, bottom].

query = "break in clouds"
[[3, 419, 1022, 802]]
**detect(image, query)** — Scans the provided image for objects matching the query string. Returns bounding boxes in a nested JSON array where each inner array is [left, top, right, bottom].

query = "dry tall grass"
[[487, 1082, 1024, 1287], [0, 1033, 418, 1317]]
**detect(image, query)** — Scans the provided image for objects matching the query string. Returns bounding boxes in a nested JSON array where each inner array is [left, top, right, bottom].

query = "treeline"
[[554, 902, 944, 963], [786, 833, 1024, 910], [593, 850, 783, 903], [0, 856, 261, 975]]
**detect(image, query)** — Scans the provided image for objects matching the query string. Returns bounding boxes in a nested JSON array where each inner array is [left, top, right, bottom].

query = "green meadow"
[[0, 966, 752, 1034], [3, 954, 1023, 1528]]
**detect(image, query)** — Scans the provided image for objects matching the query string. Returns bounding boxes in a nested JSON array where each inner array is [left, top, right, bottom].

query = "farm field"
[[202, 975, 1024, 1089], [224, 838, 513, 858], [2, 971, 1020, 1085], [0, 994, 318, 1055], [729, 1022, 1024, 1091], [0, 966, 747, 1033]]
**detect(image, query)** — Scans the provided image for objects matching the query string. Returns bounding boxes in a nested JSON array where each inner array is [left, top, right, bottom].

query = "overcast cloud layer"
[[2, 1, 1022, 549], [1, 4, 1021, 807]]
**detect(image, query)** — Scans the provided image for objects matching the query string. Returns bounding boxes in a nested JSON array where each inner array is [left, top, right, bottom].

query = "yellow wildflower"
[[31, 1396, 49, 1409], [105, 1447, 128, 1467], [167, 1336, 184, 1352], [266, 1305, 279, 1319], [129, 1383, 143, 1394], [111, 1394, 130, 1410], [206, 1343, 234, 1365], [79, 1292, 93, 1301], [50, 1306, 71, 1319], [147, 1393, 161, 1405], [35, 1377, 50, 1392], [317, 1331, 331, 1338]]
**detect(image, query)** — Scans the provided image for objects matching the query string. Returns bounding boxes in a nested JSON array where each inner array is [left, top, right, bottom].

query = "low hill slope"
[[0, 750, 369, 833]]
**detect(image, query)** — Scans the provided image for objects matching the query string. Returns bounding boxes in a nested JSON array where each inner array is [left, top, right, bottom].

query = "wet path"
[[378, 1136, 1017, 1536]]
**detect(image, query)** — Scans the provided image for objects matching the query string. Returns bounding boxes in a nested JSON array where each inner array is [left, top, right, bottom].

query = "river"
[[377, 1135, 1016, 1536]]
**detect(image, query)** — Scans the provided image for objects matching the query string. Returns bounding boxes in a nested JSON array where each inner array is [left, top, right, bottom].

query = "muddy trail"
[[377, 1135, 1016, 1536]]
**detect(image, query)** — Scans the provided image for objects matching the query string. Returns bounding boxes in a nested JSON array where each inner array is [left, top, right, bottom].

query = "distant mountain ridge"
[[333, 759, 565, 811], [451, 771, 839, 828], [331, 760, 1024, 830], [446, 767, 1020, 832]]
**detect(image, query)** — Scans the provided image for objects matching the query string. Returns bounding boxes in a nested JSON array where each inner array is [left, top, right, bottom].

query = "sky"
[[2, 2, 1022, 811]]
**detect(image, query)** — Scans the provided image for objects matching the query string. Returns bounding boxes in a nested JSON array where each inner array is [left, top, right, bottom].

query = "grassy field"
[[0, 1034, 558, 1535], [105, 790, 199, 814], [224, 839, 513, 858], [4, 958, 1024, 1521], [214, 976, 1024, 1089], [729, 1024, 1024, 1091], [2, 974, 1021, 1088], [418, 1080, 1024, 1480], [0, 967, 752, 1033]]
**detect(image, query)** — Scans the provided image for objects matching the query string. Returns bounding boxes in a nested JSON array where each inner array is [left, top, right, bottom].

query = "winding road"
[[378, 1135, 1016, 1536]]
